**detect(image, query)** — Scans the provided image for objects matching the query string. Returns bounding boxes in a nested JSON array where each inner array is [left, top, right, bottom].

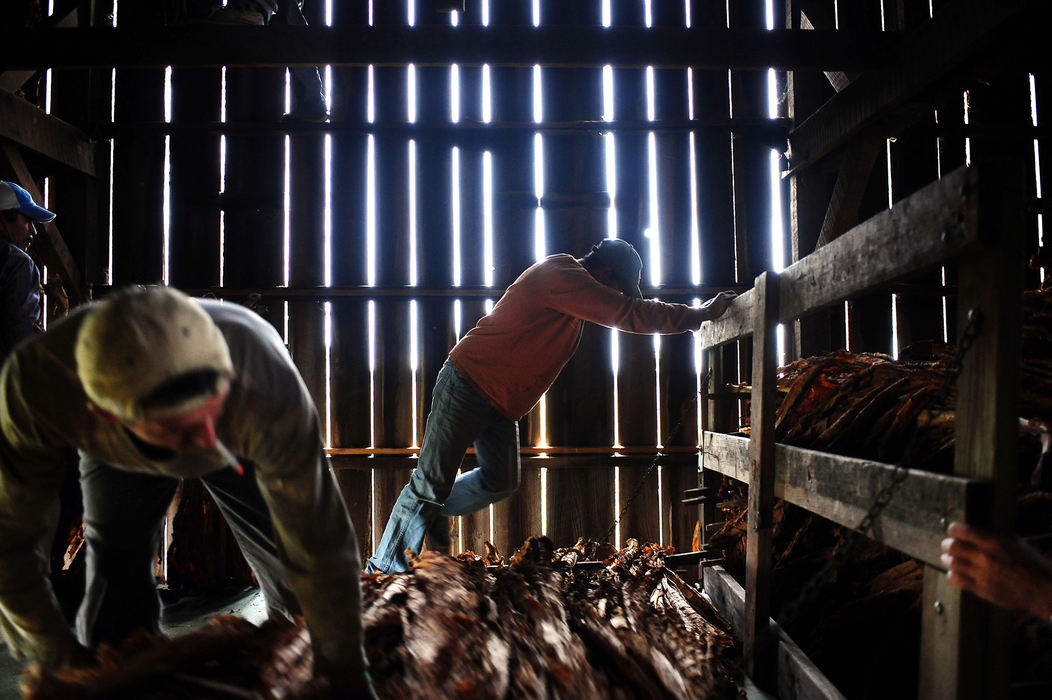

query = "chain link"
[[776, 308, 982, 628], [604, 306, 981, 617], [602, 369, 710, 544]]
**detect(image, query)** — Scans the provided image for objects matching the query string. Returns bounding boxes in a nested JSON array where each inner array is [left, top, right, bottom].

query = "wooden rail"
[[700, 166, 979, 348], [697, 163, 1018, 699], [3, 25, 890, 71], [700, 433, 987, 568]]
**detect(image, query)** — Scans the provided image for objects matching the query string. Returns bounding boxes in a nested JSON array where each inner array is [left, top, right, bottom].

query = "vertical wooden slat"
[[327, 0, 373, 559], [690, 0, 742, 555], [81, 0, 114, 289], [110, 1, 165, 286], [287, 131, 328, 417], [654, 3, 705, 549], [452, 299, 491, 556], [606, 0, 658, 547], [1021, 70, 1045, 292], [287, 0, 329, 416], [662, 459, 695, 552], [698, 344, 733, 554], [728, 0, 774, 285], [222, 60, 284, 300], [413, 40, 459, 552], [491, 453, 543, 559], [887, 0, 943, 353], [168, 67, 222, 290], [837, 0, 893, 356], [743, 271, 779, 690], [334, 464, 372, 566], [540, 4, 615, 548], [1034, 70, 1051, 291], [47, 1, 98, 304], [368, 1, 416, 545], [691, 2, 738, 288], [488, 0, 536, 455]]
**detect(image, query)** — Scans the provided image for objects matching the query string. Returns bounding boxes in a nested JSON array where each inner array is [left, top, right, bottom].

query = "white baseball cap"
[[75, 286, 234, 421]]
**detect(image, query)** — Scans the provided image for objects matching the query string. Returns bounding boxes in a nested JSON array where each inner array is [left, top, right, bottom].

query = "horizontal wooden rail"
[[3, 25, 891, 71], [98, 117, 791, 144], [92, 284, 747, 300], [700, 165, 979, 349], [700, 432, 989, 568], [703, 566, 847, 700], [329, 447, 701, 472], [327, 445, 702, 456]]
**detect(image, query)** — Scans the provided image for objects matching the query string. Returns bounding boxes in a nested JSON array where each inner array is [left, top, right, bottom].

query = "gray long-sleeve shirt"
[[0, 299, 365, 679], [0, 241, 43, 360]]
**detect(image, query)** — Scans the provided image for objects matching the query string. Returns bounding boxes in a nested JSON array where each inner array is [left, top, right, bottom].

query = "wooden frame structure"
[[696, 163, 1023, 698], [2, 1, 1047, 694]]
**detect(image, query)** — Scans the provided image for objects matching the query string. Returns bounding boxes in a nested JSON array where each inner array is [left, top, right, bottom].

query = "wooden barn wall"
[[92, 0, 793, 563], [24, 0, 1048, 576], [790, 0, 1047, 364]]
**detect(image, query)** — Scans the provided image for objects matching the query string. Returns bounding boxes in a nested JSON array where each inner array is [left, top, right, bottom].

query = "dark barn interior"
[[1, 0, 1050, 698]]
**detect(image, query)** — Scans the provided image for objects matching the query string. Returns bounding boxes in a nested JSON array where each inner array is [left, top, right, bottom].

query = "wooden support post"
[[698, 341, 732, 559], [743, 271, 780, 689], [918, 161, 1022, 699]]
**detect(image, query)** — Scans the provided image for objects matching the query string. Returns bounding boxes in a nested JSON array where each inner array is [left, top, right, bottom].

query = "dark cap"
[[587, 238, 643, 298]]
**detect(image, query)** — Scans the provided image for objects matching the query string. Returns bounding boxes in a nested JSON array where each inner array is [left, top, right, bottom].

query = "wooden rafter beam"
[[796, 0, 855, 93], [0, 88, 94, 176], [0, 25, 891, 71], [814, 130, 885, 247], [788, 0, 1042, 171]]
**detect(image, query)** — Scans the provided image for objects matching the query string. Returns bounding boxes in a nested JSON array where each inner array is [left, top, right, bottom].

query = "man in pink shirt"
[[367, 239, 736, 573]]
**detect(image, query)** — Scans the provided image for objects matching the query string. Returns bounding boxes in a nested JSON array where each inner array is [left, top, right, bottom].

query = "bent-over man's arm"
[[0, 354, 85, 666], [227, 316, 368, 686]]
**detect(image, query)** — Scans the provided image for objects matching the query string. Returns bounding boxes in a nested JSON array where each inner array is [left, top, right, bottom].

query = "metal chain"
[[601, 371, 709, 544], [775, 308, 983, 628]]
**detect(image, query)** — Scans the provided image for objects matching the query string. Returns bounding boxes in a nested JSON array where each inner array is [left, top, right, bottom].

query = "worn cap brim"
[[21, 200, 56, 223]]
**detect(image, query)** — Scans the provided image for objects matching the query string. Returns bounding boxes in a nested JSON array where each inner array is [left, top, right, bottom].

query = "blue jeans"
[[366, 361, 520, 573], [75, 455, 297, 648], [237, 0, 325, 113]]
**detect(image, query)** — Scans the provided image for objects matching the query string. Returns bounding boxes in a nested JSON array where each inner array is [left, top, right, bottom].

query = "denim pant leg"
[[441, 417, 520, 516], [276, 0, 325, 111], [200, 461, 299, 620], [366, 362, 498, 573], [76, 456, 179, 648]]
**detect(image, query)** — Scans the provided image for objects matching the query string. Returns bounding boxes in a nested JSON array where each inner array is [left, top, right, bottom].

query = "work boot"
[[280, 103, 330, 124]]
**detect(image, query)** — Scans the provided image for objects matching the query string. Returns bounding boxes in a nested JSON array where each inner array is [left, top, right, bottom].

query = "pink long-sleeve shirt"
[[449, 254, 711, 420]]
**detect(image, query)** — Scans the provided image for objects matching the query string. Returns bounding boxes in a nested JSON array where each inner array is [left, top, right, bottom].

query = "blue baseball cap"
[[0, 181, 55, 222]]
